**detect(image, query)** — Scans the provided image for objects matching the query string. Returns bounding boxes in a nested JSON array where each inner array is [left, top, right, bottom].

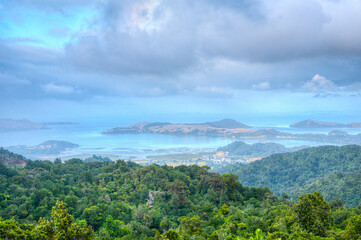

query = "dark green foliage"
[[0, 201, 92, 240], [0, 147, 28, 169], [0, 150, 361, 239], [294, 192, 331, 236], [0, 162, 18, 177], [297, 170, 361, 208], [218, 141, 290, 156], [0, 147, 27, 162], [84, 155, 112, 163], [219, 145, 361, 207]]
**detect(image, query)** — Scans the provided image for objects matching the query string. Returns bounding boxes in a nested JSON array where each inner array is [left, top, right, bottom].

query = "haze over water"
[[1, 112, 361, 160]]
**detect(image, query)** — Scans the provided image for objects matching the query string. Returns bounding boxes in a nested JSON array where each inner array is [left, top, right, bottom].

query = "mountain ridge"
[[218, 144, 361, 207]]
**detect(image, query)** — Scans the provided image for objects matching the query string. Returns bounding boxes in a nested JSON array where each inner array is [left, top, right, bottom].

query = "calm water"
[[1, 114, 360, 159]]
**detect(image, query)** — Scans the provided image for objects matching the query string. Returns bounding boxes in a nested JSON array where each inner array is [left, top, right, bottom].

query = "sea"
[[1, 113, 360, 160]]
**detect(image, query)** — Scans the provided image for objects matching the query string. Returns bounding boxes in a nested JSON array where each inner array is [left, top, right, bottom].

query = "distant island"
[[0, 119, 47, 131], [102, 118, 252, 136], [42, 122, 79, 125], [290, 119, 361, 128], [5, 140, 79, 158], [102, 118, 361, 144]]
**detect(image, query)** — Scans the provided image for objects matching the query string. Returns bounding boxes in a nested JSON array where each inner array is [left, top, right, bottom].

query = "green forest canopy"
[[0, 153, 361, 239], [218, 145, 361, 208]]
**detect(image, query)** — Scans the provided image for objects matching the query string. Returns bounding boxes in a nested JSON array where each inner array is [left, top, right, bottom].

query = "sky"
[[0, 0, 361, 123]]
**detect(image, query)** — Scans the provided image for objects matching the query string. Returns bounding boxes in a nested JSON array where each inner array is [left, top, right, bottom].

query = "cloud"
[[2, 0, 361, 101], [0, 72, 30, 85], [313, 93, 341, 98], [252, 82, 270, 90], [49, 27, 71, 38], [41, 83, 77, 94], [63, 0, 361, 76], [303, 74, 340, 92], [346, 82, 361, 91], [349, 93, 361, 97]]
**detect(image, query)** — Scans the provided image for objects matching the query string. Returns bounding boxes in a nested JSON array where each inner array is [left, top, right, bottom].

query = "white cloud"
[[41, 83, 77, 94], [252, 82, 270, 90], [303, 74, 339, 92]]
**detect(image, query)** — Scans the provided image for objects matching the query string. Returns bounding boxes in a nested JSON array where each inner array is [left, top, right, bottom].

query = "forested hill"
[[218, 145, 361, 207], [218, 141, 307, 157], [1, 154, 361, 239], [0, 147, 28, 166]]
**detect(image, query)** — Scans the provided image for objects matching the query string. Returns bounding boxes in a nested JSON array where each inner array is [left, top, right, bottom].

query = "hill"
[[293, 170, 361, 208], [0, 148, 28, 177], [205, 118, 251, 129], [218, 141, 308, 157], [290, 119, 361, 128], [218, 145, 361, 207], [0, 147, 28, 167]]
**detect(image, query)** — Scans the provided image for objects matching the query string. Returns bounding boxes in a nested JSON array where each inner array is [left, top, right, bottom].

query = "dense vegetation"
[[0, 147, 28, 166], [0, 153, 361, 239], [218, 145, 361, 207], [0, 147, 28, 177], [218, 141, 306, 157]]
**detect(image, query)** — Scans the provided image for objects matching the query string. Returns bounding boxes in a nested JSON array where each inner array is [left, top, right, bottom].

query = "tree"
[[330, 197, 344, 209], [0, 217, 45, 239], [49, 201, 93, 240], [218, 204, 229, 216], [168, 180, 190, 209], [104, 215, 131, 238], [294, 192, 331, 236], [82, 206, 103, 231], [343, 215, 361, 240], [178, 215, 205, 238], [0, 201, 93, 239], [164, 229, 179, 240], [281, 193, 289, 200], [222, 173, 241, 201]]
